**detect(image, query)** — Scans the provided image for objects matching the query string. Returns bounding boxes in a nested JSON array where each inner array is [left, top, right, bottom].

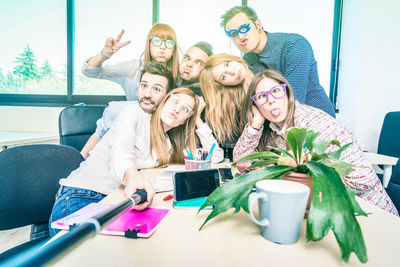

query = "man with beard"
[[81, 62, 173, 158], [176, 41, 213, 97]]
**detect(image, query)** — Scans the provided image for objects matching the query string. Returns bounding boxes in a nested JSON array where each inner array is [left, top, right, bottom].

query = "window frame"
[[0, 0, 341, 108]]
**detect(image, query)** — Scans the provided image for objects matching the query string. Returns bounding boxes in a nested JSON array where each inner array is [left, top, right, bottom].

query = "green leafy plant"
[[199, 127, 368, 263]]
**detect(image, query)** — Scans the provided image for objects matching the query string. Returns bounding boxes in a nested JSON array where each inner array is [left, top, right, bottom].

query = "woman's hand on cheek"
[[123, 168, 155, 211], [250, 105, 265, 129], [195, 96, 206, 128]]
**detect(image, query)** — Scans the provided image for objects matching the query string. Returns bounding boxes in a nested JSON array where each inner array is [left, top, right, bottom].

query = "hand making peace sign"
[[102, 29, 132, 58]]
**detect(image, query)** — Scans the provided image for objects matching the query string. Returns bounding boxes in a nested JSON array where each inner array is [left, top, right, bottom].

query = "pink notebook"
[[51, 203, 169, 238]]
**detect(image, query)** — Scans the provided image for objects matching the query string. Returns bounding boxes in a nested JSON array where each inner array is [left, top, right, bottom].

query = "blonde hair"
[[144, 23, 179, 85], [200, 54, 253, 144], [240, 70, 296, 150], [150, 88, 199, 166]]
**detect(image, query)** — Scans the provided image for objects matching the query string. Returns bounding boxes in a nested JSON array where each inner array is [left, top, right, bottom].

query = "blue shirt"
[[243, 32, 336, 118]]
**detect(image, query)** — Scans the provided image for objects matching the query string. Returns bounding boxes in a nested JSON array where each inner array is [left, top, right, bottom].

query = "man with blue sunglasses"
[[221, 6, 336, 118]]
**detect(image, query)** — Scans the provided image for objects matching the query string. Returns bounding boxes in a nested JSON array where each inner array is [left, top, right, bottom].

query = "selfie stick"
[[1, 189, 147, 267]]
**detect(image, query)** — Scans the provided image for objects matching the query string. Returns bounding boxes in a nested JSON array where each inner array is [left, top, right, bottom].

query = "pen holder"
[[185, 159, 211, 170]]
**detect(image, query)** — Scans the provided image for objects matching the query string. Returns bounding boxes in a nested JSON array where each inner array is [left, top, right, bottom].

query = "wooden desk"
[[0, 131, 59, 151], [49, 168, 400, 267]]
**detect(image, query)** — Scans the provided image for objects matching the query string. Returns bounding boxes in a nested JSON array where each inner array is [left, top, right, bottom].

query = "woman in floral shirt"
[[233, 70, 398, 216]]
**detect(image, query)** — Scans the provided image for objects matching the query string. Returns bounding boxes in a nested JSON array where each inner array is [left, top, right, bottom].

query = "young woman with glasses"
[[82, 23, 179, 100], [49, 88, 223, 237], [233, 69, 398, 216]]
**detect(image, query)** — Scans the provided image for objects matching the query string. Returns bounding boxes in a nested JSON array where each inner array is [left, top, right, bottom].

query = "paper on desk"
[[153, 165, 185, 192], [166, 165, 185, 171]]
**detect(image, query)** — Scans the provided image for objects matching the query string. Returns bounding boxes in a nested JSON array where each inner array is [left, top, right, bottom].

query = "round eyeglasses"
[[251, 84, 287, 106], [168, 94, 194, 117], [225, 24, 251, 37], [150, 36, 176, 49]]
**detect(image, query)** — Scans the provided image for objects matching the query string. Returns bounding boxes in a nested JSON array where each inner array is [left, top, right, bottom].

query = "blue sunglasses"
[[225, 24, 251, 37]]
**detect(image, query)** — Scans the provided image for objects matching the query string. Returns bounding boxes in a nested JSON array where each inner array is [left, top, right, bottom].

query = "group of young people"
[[49, 5, 398, 236]]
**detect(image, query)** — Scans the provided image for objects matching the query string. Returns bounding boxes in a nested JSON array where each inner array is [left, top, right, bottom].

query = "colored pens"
[[186, 147, 194, 160], [205, 143, 216, 161], [183, 149, 190, 160]]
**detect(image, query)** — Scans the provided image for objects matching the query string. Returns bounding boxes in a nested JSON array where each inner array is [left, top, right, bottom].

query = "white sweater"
[[60, 102, 223, 195]]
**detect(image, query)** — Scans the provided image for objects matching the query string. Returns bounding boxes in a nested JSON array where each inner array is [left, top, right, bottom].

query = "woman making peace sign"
[[82, 23, 179, 100]]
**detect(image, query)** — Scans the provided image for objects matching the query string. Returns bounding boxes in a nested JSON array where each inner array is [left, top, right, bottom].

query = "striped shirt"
[[243, 32, 336, 118], [233, 101, 398, 216]]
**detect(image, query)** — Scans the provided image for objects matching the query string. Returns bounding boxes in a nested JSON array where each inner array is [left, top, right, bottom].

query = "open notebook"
[[51, 203, 169, 238]]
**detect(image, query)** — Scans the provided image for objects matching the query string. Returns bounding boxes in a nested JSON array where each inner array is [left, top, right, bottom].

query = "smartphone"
[[218, 168, 234, 182], [173, 169, 220, 202]]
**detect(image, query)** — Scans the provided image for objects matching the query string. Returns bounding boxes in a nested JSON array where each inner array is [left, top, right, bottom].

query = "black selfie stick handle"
[[1, 189, 148, 267], [135, 189, 147, 205]]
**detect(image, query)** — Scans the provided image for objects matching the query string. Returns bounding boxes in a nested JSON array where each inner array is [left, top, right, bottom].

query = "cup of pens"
[[184, 144, 215, 170], [184, 158, 211, 170]]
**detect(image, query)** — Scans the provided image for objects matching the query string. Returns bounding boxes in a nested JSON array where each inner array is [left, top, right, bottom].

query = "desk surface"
[[50, 167, 400, 267], [0, 131, 58, 150]]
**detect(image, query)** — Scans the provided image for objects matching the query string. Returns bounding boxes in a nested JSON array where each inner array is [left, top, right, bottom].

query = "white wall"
[[337, 0, 400, 152], [0, 106, 62, 132]]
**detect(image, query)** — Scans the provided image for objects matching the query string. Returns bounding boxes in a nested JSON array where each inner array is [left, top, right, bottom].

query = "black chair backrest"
[[58, 105, 106, 151], [378, 111, 400, 158], [0, 144, 84, 230]]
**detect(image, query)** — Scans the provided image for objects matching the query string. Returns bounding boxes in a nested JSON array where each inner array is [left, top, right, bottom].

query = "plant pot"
[[281, 172, 313, 218]]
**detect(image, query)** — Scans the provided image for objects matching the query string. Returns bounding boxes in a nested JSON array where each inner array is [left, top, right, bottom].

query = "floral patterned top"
[[233, 101, 398, 216]]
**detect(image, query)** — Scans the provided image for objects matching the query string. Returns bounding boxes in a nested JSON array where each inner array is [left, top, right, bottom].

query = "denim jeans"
[[48, 186, 106, 237]]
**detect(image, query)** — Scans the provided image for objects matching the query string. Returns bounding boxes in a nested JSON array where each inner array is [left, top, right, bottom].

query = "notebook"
[[154, 164, 186, 192], [51, 203, 169, 238]]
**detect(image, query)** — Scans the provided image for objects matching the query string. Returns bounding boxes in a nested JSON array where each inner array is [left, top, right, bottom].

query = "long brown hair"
[[240, 70, 296, 151], [200, 54, 253, 144], [150, 88, 199, 166], [144, 23, 179, 85]]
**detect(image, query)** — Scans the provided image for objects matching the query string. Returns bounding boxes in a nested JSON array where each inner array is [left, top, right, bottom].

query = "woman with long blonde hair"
[[199, 54, 253, 159], [82, 23, 179, 100], [49, 88, 224, 237]]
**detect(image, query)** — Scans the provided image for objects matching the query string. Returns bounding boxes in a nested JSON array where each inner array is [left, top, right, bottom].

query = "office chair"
[[0, 144, 84, 260], [372, 111, 400, 185], [377, 111, 400, 158], [386, 158, 400, 212], [58, 104, 106, 151]]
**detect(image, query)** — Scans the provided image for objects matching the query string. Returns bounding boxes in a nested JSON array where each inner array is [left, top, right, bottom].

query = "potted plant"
[[199, 127, 368, 263]]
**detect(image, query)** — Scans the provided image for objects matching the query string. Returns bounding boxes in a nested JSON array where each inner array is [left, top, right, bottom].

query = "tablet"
[[173, 169, 220, 202]]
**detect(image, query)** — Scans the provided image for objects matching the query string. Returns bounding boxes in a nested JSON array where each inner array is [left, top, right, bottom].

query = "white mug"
[[248, 179, 310, 245]]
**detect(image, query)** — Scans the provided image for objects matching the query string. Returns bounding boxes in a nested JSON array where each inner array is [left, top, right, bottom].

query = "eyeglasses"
[[225, 24, 251, 37], [251, 84, 287, 106], [168, 94, 194, 116], [150, 36, 176, 49]]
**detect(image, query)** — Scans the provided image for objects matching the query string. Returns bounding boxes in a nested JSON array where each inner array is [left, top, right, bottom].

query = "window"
[[74, 0, 152, 96], [159, 0, 242, 56], [0, 0, 340, 107], [249, 0, 335, 94], [0, 0, 67, 95]]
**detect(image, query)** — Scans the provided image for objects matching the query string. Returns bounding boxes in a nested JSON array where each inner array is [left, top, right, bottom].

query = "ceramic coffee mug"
[[248, 179, 310, 245]]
